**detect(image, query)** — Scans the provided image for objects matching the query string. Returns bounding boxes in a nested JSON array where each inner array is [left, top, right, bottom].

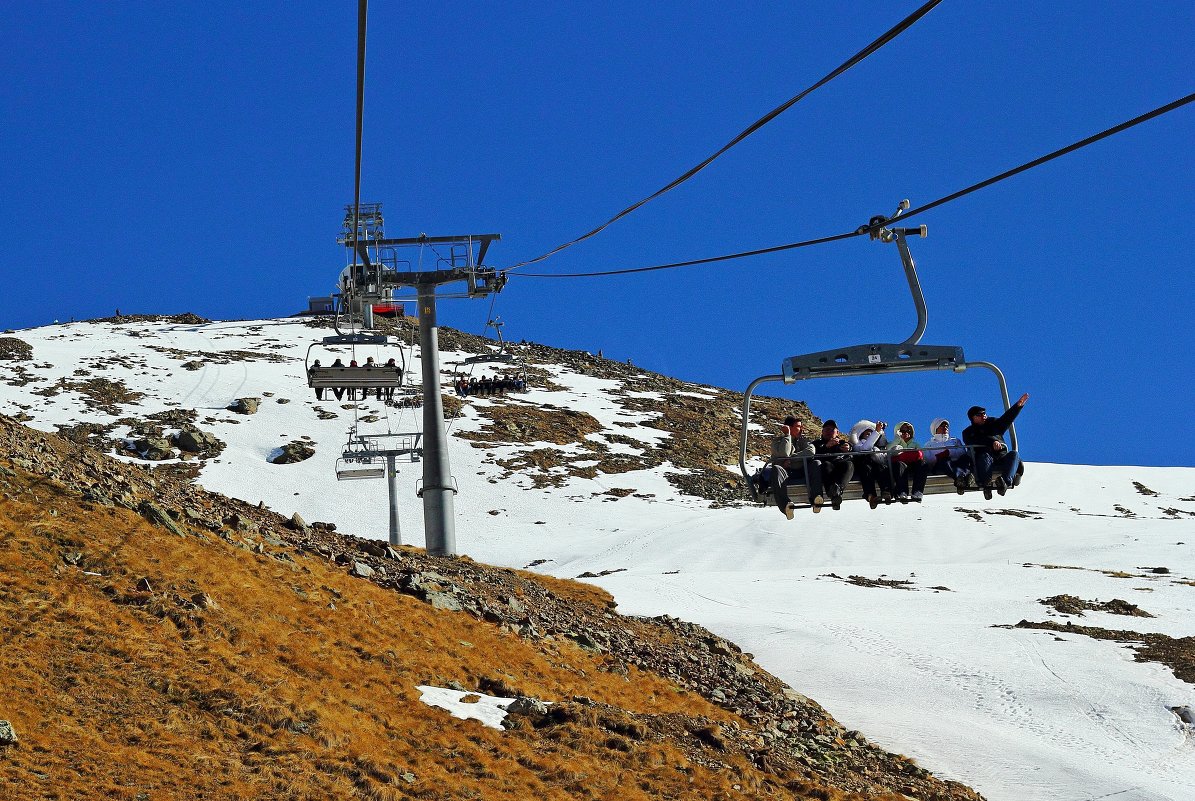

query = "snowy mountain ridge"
[[1, 314, 1193, 801]]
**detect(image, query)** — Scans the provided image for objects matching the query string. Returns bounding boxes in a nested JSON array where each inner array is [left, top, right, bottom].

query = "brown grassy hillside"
[[0, 416, 983, 801]]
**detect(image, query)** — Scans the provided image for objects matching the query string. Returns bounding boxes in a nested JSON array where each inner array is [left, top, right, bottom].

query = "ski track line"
[[819, 620, 1140, 770]]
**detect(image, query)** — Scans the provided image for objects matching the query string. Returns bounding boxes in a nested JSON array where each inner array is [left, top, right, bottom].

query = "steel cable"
[[502, 0, 945, 272], [515, 91, 1195, 279]]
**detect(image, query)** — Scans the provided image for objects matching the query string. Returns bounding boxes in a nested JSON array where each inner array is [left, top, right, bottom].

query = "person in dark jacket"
[[814, 420, 855, 510], [962, 393, 1029, 499]]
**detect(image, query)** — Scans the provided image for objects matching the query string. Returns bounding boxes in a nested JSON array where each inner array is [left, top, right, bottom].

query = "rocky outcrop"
[[173, 426, 223, 457], [0, 720, 17, 747], [0, 337, 32, 361]]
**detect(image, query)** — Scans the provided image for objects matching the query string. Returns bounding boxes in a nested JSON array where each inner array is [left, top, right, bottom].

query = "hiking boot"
[[783, 503, 796, 520], [881, 489, 893, 503], [983, 483, 993, 501], [867, 494, 879, 510], [897, 492, 910, 503], [995, 476, 1008, 497], [912, 491, 923, 502], [831, 494, 842, 511], [811, 495, 824, 514], [954, 474, 969, 495]]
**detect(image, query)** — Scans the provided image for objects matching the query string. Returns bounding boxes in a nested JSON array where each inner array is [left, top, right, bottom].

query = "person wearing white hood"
[[923, 418, 971, 494], [848, 419, 891, 509]]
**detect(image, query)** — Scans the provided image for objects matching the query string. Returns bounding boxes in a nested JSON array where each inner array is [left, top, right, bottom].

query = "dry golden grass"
[[0, 469, 885, 801]]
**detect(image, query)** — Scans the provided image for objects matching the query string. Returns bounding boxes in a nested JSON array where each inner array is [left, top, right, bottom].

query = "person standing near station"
[[962, 393, 1029, 499]]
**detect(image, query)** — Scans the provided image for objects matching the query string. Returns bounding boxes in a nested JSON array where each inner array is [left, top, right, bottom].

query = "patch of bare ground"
[[822, 573, 917, 591], [1133, 481, 1159, 496], [1039, 595, 1154, 617], [0, 413, 984, 801], [1006, 621, 1195, 686], [1023, 563, 1176, 581], [0, 336, 33, 360], [955, 507, 986, 523], [31, 376, 145, 415], [89, 312, 212, 325], [144, 345, 292, 364]]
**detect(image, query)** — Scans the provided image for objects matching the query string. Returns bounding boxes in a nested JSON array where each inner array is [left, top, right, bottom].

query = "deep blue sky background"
[[3, 2, 1192, 467]]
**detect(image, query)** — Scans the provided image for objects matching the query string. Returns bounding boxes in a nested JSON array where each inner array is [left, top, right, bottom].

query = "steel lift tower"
[[338, 222, 503, 556]]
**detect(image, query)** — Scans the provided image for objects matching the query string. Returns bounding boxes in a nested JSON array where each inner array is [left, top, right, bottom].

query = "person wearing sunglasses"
[[962, 393, 1029, 499]]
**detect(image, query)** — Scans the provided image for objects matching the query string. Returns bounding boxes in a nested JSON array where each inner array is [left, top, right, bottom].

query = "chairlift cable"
[[514, 90, 1195, 279], [501, 0, 944, 273], [350, 0, 370, 273]]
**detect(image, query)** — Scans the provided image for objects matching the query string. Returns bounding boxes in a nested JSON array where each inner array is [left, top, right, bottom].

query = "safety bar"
[[751, 442, 1019, 503]]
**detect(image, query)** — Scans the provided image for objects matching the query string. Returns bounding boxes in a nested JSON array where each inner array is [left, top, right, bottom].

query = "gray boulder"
[[174, 427, 222, 454], [269, 441, 315, 465], [0, 720, 17, 746], [227, 397, 260, 415], [134, 437, 175, 461]]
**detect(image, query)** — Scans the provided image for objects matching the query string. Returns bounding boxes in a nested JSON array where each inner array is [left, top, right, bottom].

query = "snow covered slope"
[[2, 316, 1193, 801]]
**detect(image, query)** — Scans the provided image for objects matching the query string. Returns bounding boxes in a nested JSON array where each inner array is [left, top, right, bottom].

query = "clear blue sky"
[[3, 2, 1193, 467]]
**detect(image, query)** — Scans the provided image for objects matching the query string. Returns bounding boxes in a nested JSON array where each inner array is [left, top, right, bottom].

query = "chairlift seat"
[[308, 366, 404, 389], [336, 466, 386, 481], [775, 471, 961, 506], [321, 334, 392, 346], [756, 451, 1025, 508]]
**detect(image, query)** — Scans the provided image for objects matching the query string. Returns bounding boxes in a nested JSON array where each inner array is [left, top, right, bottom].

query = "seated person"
[[767, 416, 824, 518], [814, 420, 854, 510], [923, 418, 971, 494], [848, 419, 891, 509], [886, 421, 929, 502], [962, 394, 1029, 499], [310, 360, 324, 399]]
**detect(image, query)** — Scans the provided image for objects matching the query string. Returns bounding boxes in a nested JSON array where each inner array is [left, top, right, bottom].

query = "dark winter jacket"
[[962, 405, 1023, 454], [814, 436, 852, 459]]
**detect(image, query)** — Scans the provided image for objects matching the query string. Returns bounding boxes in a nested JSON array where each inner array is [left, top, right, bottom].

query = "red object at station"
[[372, 303, 405, 318]]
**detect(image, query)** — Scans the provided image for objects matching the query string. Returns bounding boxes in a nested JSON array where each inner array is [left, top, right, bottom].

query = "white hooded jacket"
[[923, 417, 966, 460], [848, 420, 888, 456]]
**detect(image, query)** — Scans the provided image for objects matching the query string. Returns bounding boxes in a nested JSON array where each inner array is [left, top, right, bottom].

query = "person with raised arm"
[[848, 419, 891, 509], [962, 393, 1029, 500]]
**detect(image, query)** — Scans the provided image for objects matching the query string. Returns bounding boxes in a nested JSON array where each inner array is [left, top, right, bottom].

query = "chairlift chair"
[[336, 436, 385, 481], [737, 206, 1022, 508], [305, 333, 406, 398]]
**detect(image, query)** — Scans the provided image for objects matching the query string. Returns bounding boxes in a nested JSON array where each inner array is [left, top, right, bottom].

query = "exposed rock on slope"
[[0, 337, 32, 361], [0, 413, 983, 800]]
